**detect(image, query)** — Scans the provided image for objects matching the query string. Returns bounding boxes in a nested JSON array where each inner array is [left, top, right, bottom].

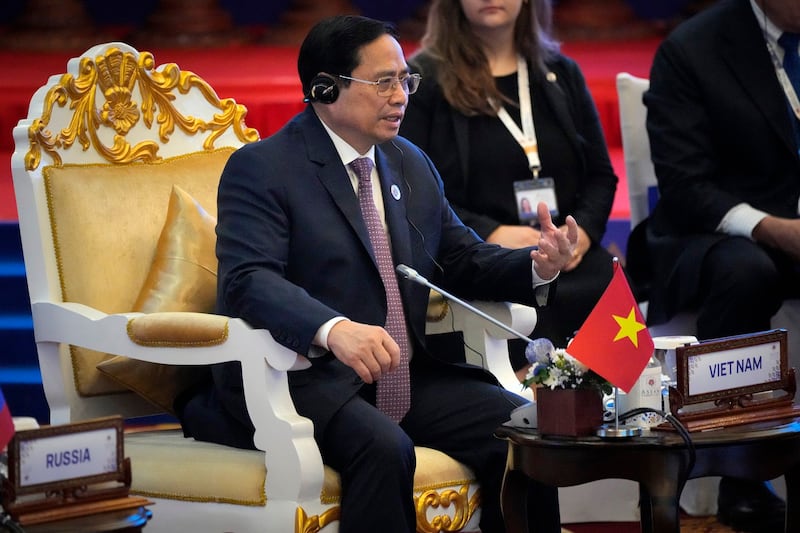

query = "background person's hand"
[[486, 224, 541, 248], [752, 216, 800, 262]]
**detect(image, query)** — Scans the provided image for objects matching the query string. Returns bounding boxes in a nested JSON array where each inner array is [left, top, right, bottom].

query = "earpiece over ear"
[[305, 73, 339, 104]]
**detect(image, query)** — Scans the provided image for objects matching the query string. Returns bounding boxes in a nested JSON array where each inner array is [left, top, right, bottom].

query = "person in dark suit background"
[[628, 0, 799, 530], [399, 0, 618, 376], [177, 14, 577, 533]]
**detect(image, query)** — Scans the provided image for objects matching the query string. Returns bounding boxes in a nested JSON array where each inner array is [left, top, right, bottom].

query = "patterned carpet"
[[680, 516, 738, 532], [564, 515, 739, 532]]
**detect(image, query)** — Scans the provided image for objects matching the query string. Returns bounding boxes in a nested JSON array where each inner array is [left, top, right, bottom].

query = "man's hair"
[[298, 15, 399, 96]]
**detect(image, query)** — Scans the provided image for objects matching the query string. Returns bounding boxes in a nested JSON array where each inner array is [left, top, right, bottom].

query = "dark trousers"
[[321, 357, 560, 533], [694, 237, 800, 340], [179, 360, 562, 532]]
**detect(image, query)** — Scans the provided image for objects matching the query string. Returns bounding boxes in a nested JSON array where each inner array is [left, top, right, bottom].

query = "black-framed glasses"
[[338, 73, 421, 96]]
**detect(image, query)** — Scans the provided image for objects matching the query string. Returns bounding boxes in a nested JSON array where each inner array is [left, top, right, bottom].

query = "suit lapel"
[[719, 2, 798, 157], [301, 109, 414, 276], [301, 108, 374, 258], [375, 144, 414, 272]]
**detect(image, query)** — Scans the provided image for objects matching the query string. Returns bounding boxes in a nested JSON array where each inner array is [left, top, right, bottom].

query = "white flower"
[[563, 351, 589, 374], [522, 339, 611, 394]]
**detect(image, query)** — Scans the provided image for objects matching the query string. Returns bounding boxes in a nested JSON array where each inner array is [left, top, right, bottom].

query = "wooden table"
[[21, 506, 152, 532], [496, 420, 800, 532]]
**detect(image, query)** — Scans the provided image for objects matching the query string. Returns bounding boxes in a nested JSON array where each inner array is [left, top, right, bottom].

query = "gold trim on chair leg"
[[295, 506, 341, 533], [415, 485, 480, 533], [293, 485, 479, 533]]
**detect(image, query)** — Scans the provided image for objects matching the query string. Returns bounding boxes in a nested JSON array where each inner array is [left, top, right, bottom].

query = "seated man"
[[177, 14, 577, 533], [632, 0, 797, 530]]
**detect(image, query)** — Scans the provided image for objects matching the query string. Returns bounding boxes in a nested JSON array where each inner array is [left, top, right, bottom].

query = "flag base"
[[596, 424, 643, 438]]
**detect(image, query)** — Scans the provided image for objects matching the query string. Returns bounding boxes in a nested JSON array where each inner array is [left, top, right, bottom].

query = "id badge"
[[514, 178, 558, 225]]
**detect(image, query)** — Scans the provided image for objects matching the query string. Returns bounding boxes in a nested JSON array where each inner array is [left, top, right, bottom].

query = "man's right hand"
[[326, 320, 400, 384]]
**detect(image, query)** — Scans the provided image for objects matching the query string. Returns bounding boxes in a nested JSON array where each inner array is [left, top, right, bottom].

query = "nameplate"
[[687, 338, 781, 396], [665, 329, 800, 432], [19, 425, 119, 487], [6, 416, 125, 494]]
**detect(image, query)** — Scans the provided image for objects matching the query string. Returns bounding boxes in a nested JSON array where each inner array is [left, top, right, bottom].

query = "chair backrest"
[[12, 42, 259, 422], [616, 72, 657, 229]]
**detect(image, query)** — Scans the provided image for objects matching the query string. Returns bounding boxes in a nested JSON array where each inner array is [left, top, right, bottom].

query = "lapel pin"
[[546, 72, 557, 83], [391, 184, 401, 200]]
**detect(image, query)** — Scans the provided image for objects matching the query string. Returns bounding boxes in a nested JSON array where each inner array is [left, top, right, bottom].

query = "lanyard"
[[494, 55, 541, 177], [767, 39, 800, 121]]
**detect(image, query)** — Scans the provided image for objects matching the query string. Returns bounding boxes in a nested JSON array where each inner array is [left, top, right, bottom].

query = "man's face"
[[324, 34, 410, 154]]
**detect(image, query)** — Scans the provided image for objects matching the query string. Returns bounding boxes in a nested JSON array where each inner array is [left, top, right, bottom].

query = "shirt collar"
[[316, 115, 376, 168]]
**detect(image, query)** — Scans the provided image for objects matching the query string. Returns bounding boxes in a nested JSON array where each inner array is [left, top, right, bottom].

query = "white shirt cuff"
[[532, 261, 559, 288], [310, 316, 349, 357], [717, 203, 768, 239]]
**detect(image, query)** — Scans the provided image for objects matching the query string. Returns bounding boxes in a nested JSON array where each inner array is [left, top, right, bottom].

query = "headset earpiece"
[[306, 73, 338, 104]]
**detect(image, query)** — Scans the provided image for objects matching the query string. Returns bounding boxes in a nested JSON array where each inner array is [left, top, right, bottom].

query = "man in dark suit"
[[178, 15, 577, 533], [633, 0, 800, 530]]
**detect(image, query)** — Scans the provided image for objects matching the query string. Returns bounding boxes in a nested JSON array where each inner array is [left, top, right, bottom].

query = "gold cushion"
[[44, 148, 233, 396], [426, 289, 450, 322], [97, 185, 218, 414], [133, 184, 218, 314], [126, 430, 478, 511], [126, 429, 266, 505]]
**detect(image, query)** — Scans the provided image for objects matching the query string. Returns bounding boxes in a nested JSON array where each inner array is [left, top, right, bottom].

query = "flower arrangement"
[[522, 338, 612, 396]]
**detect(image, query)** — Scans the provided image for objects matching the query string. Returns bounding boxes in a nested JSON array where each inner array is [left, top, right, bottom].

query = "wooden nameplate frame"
[[1, 416, 152, 526], [662, 329, 800, 432]]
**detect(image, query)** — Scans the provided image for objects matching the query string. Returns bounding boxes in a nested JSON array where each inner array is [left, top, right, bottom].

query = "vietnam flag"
[[566, 261, 653, 393], [0, 386, 14, 451]]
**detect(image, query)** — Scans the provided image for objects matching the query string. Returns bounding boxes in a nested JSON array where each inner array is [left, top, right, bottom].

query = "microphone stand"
[[397, 264, 643, 437], [396, 264, 540, 427], [395, 264, 536, 344]]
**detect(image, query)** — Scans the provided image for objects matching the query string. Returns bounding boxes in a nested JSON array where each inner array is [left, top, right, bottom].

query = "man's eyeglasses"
[[338, 73, 422, 96]]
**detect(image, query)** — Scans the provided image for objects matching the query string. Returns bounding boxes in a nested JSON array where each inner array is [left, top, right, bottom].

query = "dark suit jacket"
[[212, 106, 540, 437], [641, 0, 800, 324], [399, 51, 617, 246]]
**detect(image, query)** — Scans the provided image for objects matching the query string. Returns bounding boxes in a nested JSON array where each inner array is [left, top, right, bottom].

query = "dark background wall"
[[0, 0, 716, 50]]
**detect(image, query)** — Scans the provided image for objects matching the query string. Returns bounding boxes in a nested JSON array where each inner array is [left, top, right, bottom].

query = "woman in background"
[[400, 0, 619, 375]]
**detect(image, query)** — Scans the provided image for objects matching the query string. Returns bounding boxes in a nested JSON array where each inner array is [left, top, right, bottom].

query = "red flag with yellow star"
[[566, 261, 653, 393]]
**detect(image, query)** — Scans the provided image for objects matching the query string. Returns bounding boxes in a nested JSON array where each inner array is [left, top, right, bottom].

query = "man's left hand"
[[530, 201, 578, 280]]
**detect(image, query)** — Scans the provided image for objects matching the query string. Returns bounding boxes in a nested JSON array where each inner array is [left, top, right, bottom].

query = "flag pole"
[[595, 258, 643, 438], [596, 387, 642, 438]]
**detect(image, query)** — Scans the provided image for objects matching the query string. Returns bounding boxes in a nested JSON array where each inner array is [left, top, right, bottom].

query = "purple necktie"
[[350, 157, 411, 422]]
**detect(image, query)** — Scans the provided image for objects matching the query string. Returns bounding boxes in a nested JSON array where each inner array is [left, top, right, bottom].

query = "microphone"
[[396, 263, 539, 427], [395, 264, 535, 344]]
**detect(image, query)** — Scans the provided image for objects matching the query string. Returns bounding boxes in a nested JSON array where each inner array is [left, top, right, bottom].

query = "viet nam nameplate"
[[667, 329, 800, 431]]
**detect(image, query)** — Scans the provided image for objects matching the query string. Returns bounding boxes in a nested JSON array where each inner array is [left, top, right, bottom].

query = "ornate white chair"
[[12, 42, 537, 532]]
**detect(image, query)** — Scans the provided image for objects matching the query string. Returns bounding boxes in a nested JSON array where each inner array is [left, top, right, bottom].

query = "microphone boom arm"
[[395, 264, 536, 344]]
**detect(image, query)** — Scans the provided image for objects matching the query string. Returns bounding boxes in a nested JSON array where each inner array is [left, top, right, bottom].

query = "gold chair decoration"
[[25, 45, 257, 171]]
